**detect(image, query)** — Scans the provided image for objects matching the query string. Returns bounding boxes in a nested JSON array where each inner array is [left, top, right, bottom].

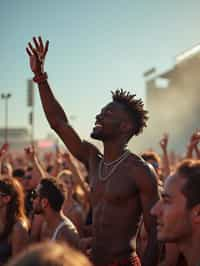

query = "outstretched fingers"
[[43, 40, 49, 58], [33, 36, 40, 51], [26, 47, 32, 57], [38, 36, 44, 51], [28, 42, 38, 57]]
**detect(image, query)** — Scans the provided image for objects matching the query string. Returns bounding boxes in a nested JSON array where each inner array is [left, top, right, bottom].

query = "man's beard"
[[90, 131, 104, 140], [34, 207, 43, 215]]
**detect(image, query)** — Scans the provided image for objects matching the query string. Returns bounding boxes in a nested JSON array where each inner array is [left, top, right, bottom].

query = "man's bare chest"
[[89, 162, 138, 205]]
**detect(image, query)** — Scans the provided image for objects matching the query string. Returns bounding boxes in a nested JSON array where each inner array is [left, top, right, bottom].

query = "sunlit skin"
[[151, 173, 200, 266], [59, 172, 85, 235], [26, 36, 159, 266], [151, 174, 192, 243], [32, 183, 79, 248]]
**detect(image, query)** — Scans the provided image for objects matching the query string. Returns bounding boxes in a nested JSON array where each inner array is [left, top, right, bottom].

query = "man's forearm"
[[195, 145, 200, 159], [186, 145, 193, 159], [37, 79, 68, 129], [33, 156, 46, 180], [162, 150, 170, 178]]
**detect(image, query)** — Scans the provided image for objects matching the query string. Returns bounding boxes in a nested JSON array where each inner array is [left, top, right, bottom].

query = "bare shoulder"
[[13, 220, 29, 233], [128, 153, 158, 190]]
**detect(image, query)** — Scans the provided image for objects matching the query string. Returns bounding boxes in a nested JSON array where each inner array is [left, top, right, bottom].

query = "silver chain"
[[98, 150, 130, 182]]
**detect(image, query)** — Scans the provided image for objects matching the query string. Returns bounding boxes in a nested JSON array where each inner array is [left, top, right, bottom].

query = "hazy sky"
[[1, 0, 200, 142]]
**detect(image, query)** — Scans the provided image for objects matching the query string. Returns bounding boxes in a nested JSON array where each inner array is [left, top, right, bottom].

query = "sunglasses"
[[0, 192, 7, 197], [23, 175, 32, 180]]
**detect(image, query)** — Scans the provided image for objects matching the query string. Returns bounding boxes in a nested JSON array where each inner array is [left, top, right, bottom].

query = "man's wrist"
[[33, 72, 48, 84]]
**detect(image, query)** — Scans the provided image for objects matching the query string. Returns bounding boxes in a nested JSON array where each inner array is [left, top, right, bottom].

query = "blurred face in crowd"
[[151, 173, 193, 243], [22, 170, 37, 191], [59, 171, 74, 195], [1, 163, 12, 176], [33, 185, 44, 215], [0, 191, 10, 209]]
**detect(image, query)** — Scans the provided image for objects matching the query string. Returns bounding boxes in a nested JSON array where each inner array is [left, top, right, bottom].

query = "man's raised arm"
[[26, 36, 97, 165]]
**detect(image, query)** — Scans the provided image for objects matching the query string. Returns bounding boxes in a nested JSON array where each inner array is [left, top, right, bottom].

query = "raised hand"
[[26, 36, 49, 74], [186, 129, 200, 159], [159, 133, 169, 152], [0, 143, 9, 158], [24, 145, 36, 161], [190, 130, 200, 147]]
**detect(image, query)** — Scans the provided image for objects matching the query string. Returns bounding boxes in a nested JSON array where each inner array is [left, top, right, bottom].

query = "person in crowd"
[[1, 162, 13, 177], [58, 168, 87, 236], [0, 144, 11, 177], [12, 168, 25, 183], [32, 177, 80, 248], [186, 130, 200, 159], [26, 36, 159, 266], [0, 177, 29, 265], [6, 241, 92, 266], [141, 151, 162, 181], [23, 146, 46, 216], [159, 133, 171, 178], [151, 159, 200, 266]]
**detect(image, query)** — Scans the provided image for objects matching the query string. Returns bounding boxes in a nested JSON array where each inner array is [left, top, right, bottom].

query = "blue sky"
[[1, 0, 200, 142]]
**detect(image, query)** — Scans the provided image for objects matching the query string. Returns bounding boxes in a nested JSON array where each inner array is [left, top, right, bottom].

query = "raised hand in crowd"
[[51, 144, 65, 177], [0, 143, 9, 158], [0, 143, 13, 177], [186, 129, 200, 159], [26, 36, 49, 75], [24, 145, 46, 181], [58, 152, 90, 236], [62, 152, 90, 198], [159, 133, 170, 178]]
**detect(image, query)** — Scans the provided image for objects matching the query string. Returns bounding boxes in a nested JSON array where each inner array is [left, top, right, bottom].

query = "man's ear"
[[191, 204, 200, 224], [41, 198, 48, 209]]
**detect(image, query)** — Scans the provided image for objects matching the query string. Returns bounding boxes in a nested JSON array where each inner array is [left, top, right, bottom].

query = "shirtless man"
[[26, 36, 159, 266], [32, 177, 79, 248]]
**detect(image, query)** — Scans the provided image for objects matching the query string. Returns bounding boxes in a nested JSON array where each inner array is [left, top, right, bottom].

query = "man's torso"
[[89, 152, 147, 264]]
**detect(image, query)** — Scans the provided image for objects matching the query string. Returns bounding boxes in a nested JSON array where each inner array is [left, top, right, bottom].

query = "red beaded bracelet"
[[33, 72, 48, 84]]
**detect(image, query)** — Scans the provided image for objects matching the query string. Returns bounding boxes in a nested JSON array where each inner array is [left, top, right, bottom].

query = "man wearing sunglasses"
[[32, 177, 79, 249]]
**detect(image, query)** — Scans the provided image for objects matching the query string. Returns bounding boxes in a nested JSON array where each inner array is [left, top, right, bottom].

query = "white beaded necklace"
[[98, 150, 130, 182]]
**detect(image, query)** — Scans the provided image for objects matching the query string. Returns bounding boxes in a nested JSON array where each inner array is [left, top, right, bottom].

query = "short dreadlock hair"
[[111, 89, 149, 136]]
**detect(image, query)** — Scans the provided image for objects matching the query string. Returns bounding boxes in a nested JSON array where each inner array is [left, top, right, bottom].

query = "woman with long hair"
[[0, 176, 29, 265]]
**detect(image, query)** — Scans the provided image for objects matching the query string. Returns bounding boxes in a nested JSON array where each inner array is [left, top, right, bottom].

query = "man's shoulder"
[[127, 152, 149, 170], [12, 220, 29, 239], [128, 152, 158, 188], [58, 217, 80, 248], [61, 217, 78, 234]]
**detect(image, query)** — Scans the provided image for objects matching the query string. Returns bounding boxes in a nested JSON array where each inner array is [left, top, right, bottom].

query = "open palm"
[[26, 36, 49, 74]]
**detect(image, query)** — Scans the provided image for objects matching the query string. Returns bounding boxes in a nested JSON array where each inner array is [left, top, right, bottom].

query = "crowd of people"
[[0, 36, 199, 266]]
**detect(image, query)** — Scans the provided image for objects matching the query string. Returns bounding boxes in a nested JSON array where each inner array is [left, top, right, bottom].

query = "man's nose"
[[96, 113, 102, 121], [150, 200, 161, 217]]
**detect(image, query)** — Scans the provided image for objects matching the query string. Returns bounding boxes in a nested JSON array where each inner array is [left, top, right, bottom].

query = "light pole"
[[1, 93, 12, 143]]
